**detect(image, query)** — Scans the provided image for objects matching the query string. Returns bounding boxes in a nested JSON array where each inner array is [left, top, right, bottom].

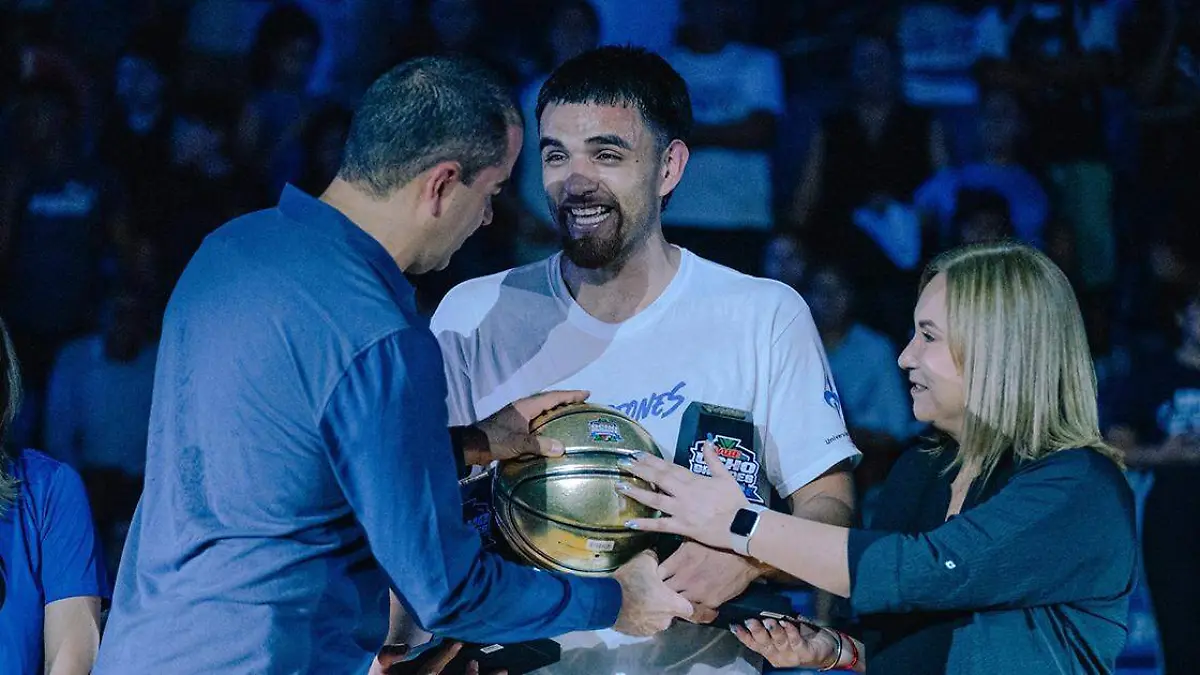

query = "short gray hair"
[[337, 56, 521, 198]]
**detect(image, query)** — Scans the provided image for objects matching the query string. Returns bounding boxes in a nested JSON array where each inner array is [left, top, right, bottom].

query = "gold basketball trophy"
[[490, 402, 664, 576]]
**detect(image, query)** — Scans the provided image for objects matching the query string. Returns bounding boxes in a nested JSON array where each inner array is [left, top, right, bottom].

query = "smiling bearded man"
[[424, 46, 861, 675]]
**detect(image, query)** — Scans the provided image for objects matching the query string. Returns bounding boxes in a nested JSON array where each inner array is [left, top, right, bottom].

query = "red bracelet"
[[840, 631, 860, 671]]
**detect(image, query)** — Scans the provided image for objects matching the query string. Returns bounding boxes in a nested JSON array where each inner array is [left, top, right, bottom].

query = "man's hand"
[[472, 390, 590, 463], [660, 542, 763, 623], [370, 642, 507, 675], [611, 550, 695, 636]]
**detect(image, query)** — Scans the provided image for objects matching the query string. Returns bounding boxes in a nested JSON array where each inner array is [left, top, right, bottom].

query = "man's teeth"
[[570, 206, 611, 226]]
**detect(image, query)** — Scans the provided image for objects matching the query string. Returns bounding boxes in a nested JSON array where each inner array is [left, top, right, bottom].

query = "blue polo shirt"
[[95, 186, 621, 673], [0, 449, 108, 675]]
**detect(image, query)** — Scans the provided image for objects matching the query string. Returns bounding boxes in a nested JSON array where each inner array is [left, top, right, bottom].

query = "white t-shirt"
[[664, 43, 784, 230], [429, 248, 859, 675]]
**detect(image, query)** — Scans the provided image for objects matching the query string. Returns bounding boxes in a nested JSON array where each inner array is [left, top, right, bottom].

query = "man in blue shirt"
[[94, 56, 691, 674]]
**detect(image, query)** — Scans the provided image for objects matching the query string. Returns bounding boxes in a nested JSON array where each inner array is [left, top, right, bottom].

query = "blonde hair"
[[922, 242, 1121, 485], [0, 316, 21, 515]]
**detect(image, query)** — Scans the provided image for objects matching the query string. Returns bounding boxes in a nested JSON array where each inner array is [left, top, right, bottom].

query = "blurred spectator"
[[1105, 283, 1200, 675], [0, 313, 109, 674], [394, 0, 520, 87], [180, 0, 270, 97], [800, 263, 917, 509], [44, 285, 158, 479], [948, 186, 1018, 246], [897, 0, 1011, 162], [761, 233, 809, 290], [1120, 0, 1200, 249], [981, 0, 1121, 166], [97, 27, 177, 260], [661, 0, 782, 275], [183, 0, 273, 60], [979, 0, 1122, 297], [789, 31, 947, 238], [294, 103, 352, 197], [1134, 194, 1200, 347], [514, 0, 602, 265], [788, 30, 947, 348], [590, 0, 681, 54], [156, 94, 259, 284], [54, 0, 163, 79], [0, 15, 97, 151], [913, 86, 1051, 249], [0, 80, 123, 442], [898, 0, 992, 107], [98, 29, 175, 184], [236, 2, 324, 197], [44, 281, 159, 575]]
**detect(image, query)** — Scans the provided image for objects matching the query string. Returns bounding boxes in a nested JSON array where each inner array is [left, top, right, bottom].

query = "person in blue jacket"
[[617, 241, 1137, 674], [0, 315, 109, 674], [94, 55, 691, 675]]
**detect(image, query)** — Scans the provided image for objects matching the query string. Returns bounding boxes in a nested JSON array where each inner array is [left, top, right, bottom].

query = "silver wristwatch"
[[729, 504, 768, 556]]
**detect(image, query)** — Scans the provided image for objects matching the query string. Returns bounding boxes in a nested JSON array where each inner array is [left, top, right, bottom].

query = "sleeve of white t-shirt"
[[741, 46, 785, 116], [763, 296, 861, 498], [430, 294, 481, 427]]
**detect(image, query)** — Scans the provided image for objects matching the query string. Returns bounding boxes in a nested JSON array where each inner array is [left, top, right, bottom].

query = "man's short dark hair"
[[337, 56, 520, 198], [536, 46, 693, 154]]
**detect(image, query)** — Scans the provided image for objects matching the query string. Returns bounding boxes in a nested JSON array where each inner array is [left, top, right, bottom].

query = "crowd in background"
[[0, 0, 1197, 672]]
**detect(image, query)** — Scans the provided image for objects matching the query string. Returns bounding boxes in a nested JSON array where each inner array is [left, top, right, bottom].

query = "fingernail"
[[617, 458, 634, 469], [624, 520, 639, 529], [706, 433, 714, 442], [615, 480, 631, 492], [729, 625, 739, 634]]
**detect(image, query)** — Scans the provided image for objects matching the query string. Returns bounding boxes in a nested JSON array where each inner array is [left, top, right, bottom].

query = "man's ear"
[[659, 139, 689, 199], [421, 161, 462, 218]]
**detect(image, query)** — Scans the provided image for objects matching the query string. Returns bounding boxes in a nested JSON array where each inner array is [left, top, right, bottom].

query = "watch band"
[[730, 504, 768, 556]]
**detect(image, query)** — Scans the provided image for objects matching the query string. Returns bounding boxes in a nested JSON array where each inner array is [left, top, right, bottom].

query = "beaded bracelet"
[[817, 627, 843, 672]]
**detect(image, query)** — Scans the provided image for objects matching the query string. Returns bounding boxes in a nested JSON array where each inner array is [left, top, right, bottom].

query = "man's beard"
[[555, 201, 627, 270]]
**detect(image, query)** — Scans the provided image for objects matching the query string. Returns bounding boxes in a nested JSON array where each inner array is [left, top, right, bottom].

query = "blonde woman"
[[617, 242, 1136, 674]]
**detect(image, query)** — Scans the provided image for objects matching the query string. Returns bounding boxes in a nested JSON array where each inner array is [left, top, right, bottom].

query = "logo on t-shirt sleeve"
[[823, 372, 842, 415]]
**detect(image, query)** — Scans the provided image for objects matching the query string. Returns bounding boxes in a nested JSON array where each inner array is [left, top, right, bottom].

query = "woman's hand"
[[617, 440, 751, 551], [732, 617, 837, 669]]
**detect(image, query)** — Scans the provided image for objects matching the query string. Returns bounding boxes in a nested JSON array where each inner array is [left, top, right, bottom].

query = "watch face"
[[730, 508, 759, 537]]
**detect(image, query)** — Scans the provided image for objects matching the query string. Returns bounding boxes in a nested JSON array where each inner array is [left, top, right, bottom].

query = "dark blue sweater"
[[847, 445, 1136, 674]]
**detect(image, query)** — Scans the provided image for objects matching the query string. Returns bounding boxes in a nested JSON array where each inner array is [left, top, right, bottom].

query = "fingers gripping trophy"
[[460, 402, 692, 642], [490, 402, 664, 576]]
